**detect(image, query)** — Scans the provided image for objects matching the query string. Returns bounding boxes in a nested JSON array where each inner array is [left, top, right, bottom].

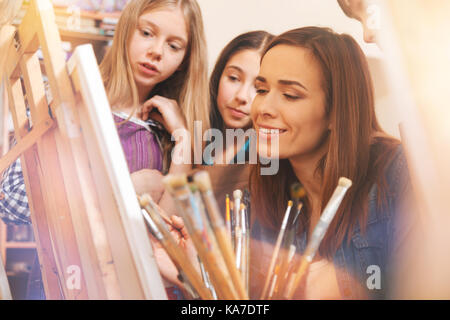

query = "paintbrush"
[[198, 256, 217, 299], [163, 174, 238, 300], [193, 171, 248, 299], [232, 189, 243, 250], [269, 183, 306, 299], [260, 200, 293, 299], [188, 182, 219, 299], [225, 194, 231, 240], [139, 194, 213, 300], [283, 177, 352, 299], [240, 203, 249, 295], [140, 207, 198, 299]]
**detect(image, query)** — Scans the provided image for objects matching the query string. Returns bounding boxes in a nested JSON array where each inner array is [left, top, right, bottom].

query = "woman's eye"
[[141, 29, 154, 37], [228, 75, 240, 82], [256, 88, 268, 95], [169, 43, 181, 51], [283, 93, 300, 100]]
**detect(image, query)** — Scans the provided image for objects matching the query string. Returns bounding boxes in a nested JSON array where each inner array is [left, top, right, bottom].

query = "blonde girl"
[[99, 0, 210, 213]]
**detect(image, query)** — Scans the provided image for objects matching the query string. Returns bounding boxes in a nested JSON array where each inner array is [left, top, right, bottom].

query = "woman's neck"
[[113, 88, 152, 117], [137, 83, 154, 105], [289, 146, 328, 240], [289, 155, 322, 201], [289, 140, 329, 201]]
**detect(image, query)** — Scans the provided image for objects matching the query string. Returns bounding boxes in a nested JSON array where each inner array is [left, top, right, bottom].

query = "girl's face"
[[128, 7, 188, 100], [252, 44, 330, 161], [216, 49, 261, 129]]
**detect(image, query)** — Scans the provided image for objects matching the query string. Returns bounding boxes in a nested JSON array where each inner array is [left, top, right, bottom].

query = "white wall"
[[197, 0, 400, 137]]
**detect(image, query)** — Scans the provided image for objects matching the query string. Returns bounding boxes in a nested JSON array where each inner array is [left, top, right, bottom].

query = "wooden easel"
[[0, 0, 167, 299]]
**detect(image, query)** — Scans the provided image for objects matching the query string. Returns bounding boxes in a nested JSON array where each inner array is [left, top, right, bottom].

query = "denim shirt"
[[250, 145, 416, 299]]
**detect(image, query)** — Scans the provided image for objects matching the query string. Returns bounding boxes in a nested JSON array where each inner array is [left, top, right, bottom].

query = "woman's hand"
[[130, 169, 164, 202], [150, 215, 199, 287], [139, 95, 187, 135]]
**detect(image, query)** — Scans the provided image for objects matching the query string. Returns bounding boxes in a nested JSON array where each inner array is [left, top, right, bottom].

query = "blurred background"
[[1, 0, 449, 299]]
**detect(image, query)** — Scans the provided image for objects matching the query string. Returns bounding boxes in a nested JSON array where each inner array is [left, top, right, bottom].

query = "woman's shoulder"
[[383, 144, 410, 197]]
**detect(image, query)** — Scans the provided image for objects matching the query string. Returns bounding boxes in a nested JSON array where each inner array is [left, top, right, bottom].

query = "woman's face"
[[252, 44, 330, 161], [216, 49, 261, 129], [128, 7, 188, 100]]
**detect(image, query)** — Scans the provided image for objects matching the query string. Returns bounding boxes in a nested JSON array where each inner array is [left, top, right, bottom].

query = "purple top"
[[113, 113, 163, 173]]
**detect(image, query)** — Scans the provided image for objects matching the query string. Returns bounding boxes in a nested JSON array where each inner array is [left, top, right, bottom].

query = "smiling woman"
[[253, 44, 330, 162], [249, 26, 418, 300]]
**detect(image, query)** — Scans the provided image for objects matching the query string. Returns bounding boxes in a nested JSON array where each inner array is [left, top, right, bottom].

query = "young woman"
[[0, 0, 210, 299], [99, 0, 210, 213], [249, 26, 417, 299], [206, 30, 274, 165], [152, 30, 275, 289], [200, 31, 273, 219]]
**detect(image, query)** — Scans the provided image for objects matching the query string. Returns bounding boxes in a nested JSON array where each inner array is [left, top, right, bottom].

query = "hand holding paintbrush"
[[163, 173, 239, 300], [139, 194, 212, 299]]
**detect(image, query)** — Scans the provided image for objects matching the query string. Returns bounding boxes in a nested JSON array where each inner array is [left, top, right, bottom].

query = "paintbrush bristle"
[[290, 183, 306, 200], [338, 177, 352, 188], [288, 200, 293, 207], [233, 189, 243, 200], [189, 183, 198, 193], [193, 171, 212, 192], [163, 174, 188, 190], [139, 194, 152, 207]]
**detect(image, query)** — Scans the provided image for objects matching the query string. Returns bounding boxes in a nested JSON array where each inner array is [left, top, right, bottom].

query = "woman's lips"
[[138, 63, 159, 76], [227, 107, 249, 119], [257, 126, 287, 141]]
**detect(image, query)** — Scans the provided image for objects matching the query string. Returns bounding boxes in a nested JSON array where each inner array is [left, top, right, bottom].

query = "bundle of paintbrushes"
[[260, 177, 352, 300], [260, 182, 306, 300], [139, 171, 248, 300], [139, 170, 351, 300]]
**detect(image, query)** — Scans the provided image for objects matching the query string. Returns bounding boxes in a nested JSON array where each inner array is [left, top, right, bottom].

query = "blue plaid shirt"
[[0, 157, 30, 225]]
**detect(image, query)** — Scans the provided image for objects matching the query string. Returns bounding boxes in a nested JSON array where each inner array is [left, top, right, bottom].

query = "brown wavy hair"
[[250, 27, 400, 258]]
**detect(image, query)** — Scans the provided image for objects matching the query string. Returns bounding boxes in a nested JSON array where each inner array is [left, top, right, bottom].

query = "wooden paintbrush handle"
[[283, 257, 309, 300], [191, 232, 238, 300], [161, 238, 213, 300], [215, 227, 248, 299]]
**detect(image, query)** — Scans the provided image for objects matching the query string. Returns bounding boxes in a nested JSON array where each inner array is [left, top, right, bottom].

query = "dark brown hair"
[[250, 26, 400, 258], [209, 30, 274, 132]]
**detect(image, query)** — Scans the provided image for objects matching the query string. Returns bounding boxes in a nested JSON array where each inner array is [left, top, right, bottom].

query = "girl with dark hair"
[[198, 30, 274, 222], [153, 31, 274, 289], [205, 30, 274, 165], [249, 26, 418, 299]]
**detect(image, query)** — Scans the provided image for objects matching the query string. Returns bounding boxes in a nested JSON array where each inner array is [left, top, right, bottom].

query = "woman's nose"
[[235, 84, 251, 106], [253, 92, 277, 119], [148, 39, 164, 60]]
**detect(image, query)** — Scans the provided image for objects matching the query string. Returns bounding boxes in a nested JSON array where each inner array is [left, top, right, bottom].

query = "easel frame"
[[0, 0, 167, 300]]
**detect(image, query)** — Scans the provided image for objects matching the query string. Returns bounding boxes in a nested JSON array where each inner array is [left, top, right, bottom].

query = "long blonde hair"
[[99, 0, 210, 139]]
